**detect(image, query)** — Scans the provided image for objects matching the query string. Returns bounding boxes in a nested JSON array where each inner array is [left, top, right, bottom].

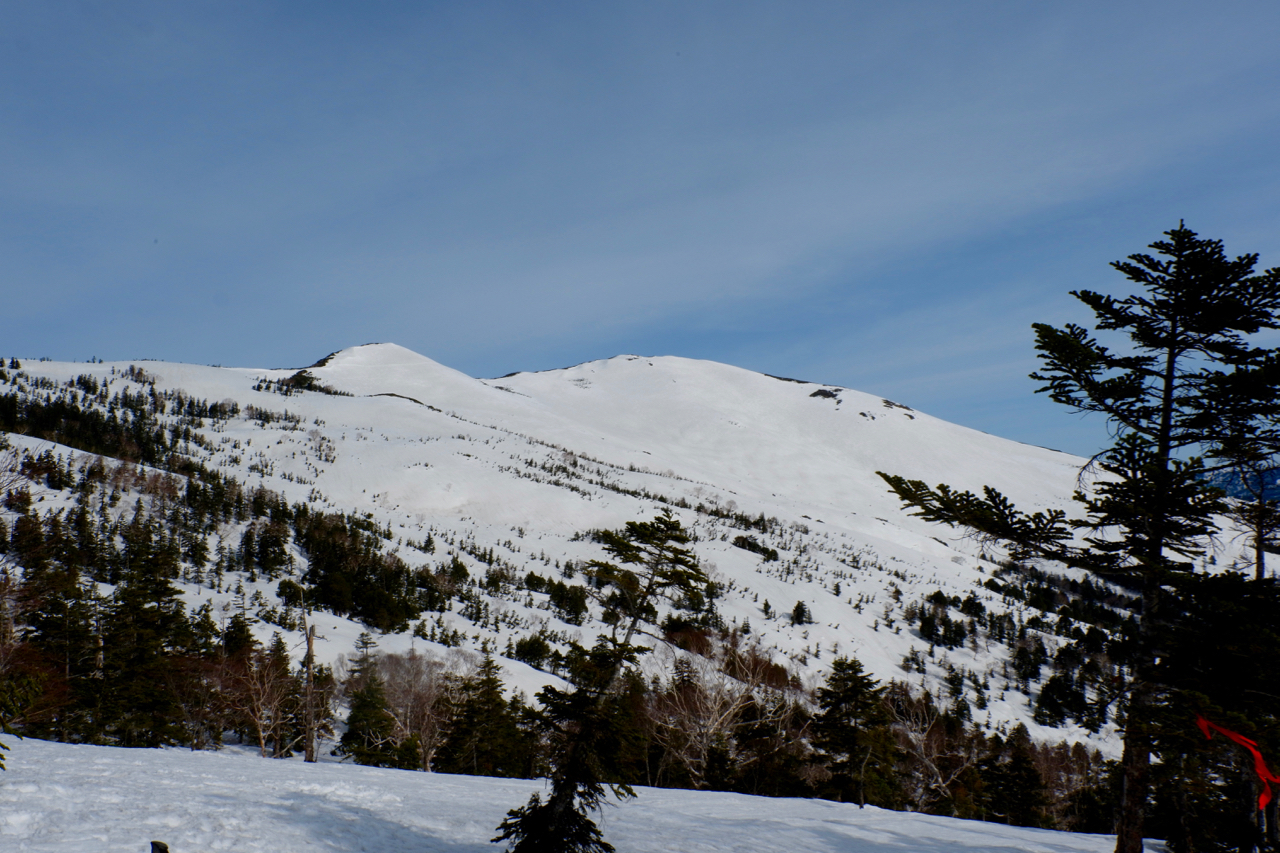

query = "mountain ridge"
[[4, 342, 1235, 759]]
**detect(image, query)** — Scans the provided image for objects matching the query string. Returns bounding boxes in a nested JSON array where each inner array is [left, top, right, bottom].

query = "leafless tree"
[[1222, 456, 1280, 580], [232, 645, 296, 758], [378, 648, 475, 771], [648, 638, 797, 789], [886, 682, 982, 813], [169, 656, 237, 751], [0, 446, 26, 496]]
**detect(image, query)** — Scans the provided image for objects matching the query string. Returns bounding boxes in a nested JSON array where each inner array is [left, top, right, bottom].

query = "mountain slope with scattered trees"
[[0, 304, 1266, 844]]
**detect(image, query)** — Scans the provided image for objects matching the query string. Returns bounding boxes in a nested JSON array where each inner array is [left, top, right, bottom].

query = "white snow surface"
[[5, 344, 1253, 749], [1, 737, 1148, 853]]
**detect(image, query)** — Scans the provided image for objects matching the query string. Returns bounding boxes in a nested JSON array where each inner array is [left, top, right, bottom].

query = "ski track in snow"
[[1, 738, 1151, 853]]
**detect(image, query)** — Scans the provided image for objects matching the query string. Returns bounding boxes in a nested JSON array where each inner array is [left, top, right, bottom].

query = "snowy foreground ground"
[[0, 739, 1161, 853]]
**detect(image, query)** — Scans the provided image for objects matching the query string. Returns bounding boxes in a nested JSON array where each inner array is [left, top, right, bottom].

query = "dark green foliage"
[[789, 601, 811, 626], [1034, 674, 1085, 727], [253, 369, 351, 397], [14, 556, 101, 742], [338, 673, 400, 767], [96, 510, 191, 747], [725, 693, 813, 799], [547, 579, 588, 625], [877, 225, 1280, 853], [497, 511, 710, 853], [812, 656, 898, 807], [0, 433, 1131, 828], [1064, 765, 1119, 834], [435, 655, 533, 778], [980, 728, 1049, 827], [1010, 638, 1047, 689], [914, 593, 968, 649], [512, 633, 554, 669], [294, 511, 423, 632], [584, 511, 709, 649], [731, 534, 778, 562], [0, 375, 234, 475], [0, 375, 418, 759], [959, 593, 986, 617], [222, 612, 255, 659], [497, 645, 640, 853], [494, 789, 614, 853], [275, 578, 306, 608], [0, 367, 441, 637], [1142, 573, 1280, 852], [244, 520, 291, 578], [0, 672, 39, 770]]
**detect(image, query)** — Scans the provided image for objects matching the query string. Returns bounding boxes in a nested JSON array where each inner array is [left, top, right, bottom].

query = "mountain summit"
[[4, 344, 1229, 756]]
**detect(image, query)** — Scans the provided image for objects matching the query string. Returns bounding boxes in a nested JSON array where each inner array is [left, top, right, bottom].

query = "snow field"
[[0, 738, 1139, 853]]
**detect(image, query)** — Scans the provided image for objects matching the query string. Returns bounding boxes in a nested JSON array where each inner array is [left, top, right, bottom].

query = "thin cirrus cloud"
[[2, 3, 1279, 456]]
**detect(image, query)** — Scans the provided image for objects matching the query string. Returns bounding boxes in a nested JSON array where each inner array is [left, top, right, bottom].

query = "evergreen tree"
[[812, 656, 898, 807], [789, 601, 811, 626], [350, 631, 379, 680], [1148, 572, 1280, 851], [981, 726, 1049, 828], [495, 510, 710, 853], [221, 612, 255, 660], [435, 655, 531, 778], [189, 602, 221, 657], [265, 633, 301, 758], [98, 512, 190, 747], [0, 672, 38, 770], [333, 632, 395, 765], [18, 552, 101, 741], [878, 224, 1280, 853], [728, 692, 813, 799], [338, 672, 398, 767]]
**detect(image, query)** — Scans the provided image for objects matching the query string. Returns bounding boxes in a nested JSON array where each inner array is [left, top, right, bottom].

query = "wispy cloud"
[[2, 2, 1279, 454]]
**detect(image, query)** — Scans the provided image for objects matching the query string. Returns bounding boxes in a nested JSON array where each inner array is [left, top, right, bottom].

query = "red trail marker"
[[1197, 715, 1280, 810]]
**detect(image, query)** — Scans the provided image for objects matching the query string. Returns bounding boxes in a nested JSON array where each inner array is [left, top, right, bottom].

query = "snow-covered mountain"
[[6, 343, 1237, 746]]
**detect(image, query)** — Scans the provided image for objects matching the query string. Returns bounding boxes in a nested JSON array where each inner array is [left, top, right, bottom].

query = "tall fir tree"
[[434, 654, 532, 778], [99, 511, 190, 747], [338, 672, 399, 767], [812, 656, 898, 808], [980, 726, 1049, 828], [878, 224, 1280, 853], [495, 510, 711, 853]]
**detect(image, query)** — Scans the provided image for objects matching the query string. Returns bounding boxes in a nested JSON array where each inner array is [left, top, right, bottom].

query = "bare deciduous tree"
[[886, 682, 982, 813], [648, 638, 797, 790], [1223, 456, 1280, 580], [378, 648, 476, 771], [232, 645, 296, 758], [0, 566, 26, 680]]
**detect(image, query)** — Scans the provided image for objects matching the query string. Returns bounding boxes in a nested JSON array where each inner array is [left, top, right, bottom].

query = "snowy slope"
[[0, 737, 1141, 853], [5, 344, 1247, 746], [308, 344, 1083, 526]]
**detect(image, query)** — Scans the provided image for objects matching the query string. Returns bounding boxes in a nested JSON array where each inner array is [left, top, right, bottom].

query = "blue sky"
[[4, 2, 1279, 456]]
